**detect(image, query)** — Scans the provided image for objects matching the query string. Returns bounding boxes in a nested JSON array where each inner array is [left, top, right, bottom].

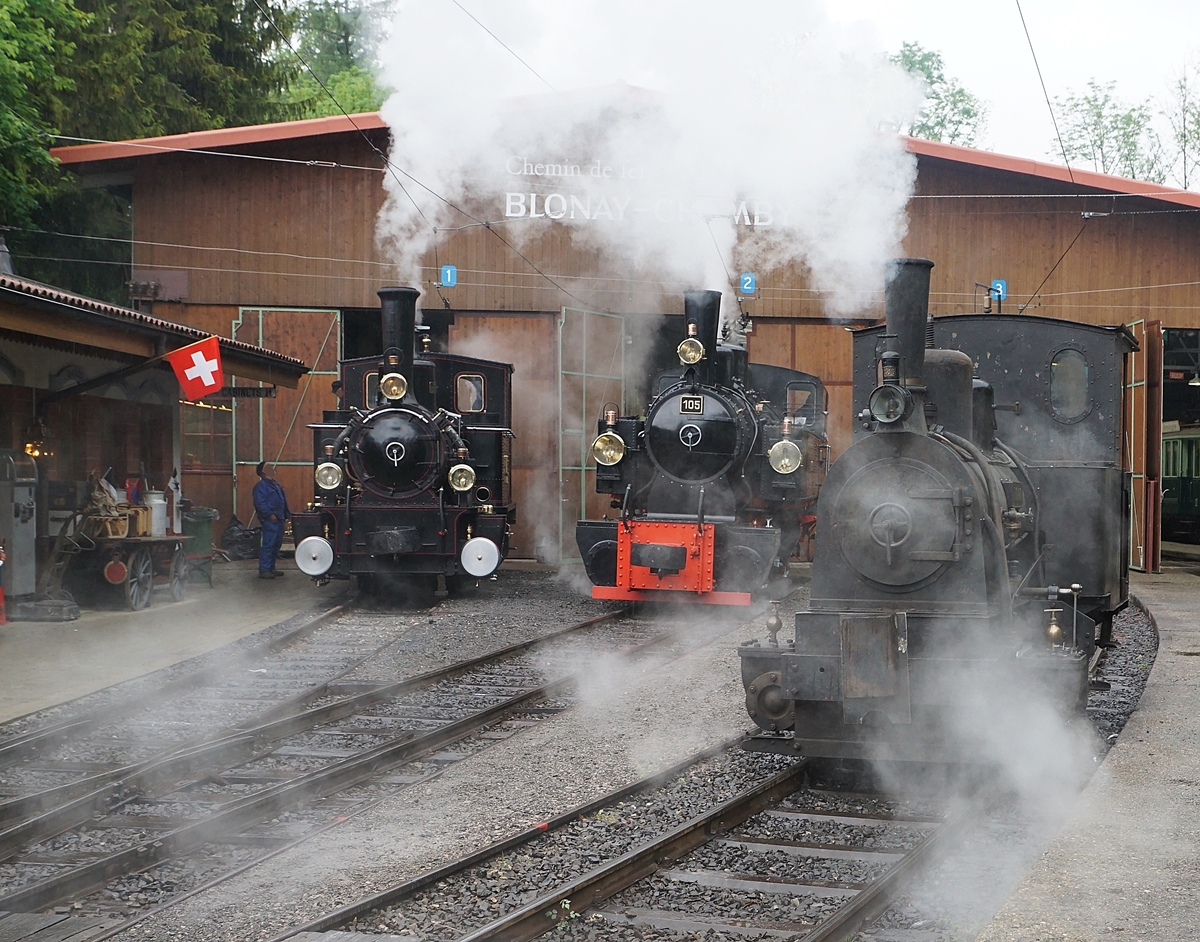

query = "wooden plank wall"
[[136, 136, 1200, 546]]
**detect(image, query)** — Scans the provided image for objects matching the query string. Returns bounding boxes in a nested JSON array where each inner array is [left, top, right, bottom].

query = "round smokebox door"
[[833, 457, 960, 587], [350, 408, 440, 496], [644, 390, 739, 483]]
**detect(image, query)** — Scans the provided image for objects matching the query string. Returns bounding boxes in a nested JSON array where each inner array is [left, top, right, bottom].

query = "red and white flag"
[[166, 336, 224, 400]]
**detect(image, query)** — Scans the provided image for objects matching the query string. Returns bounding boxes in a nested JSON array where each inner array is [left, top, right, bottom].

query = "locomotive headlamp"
[[591, 431, 626, 466], [449, 463, 476, 492], [677, 337, 705, 365], [380, 372, 408, 401], [768, 439, 803, 474], [315, 462, 343, 490], [868, 384, 911, 424]]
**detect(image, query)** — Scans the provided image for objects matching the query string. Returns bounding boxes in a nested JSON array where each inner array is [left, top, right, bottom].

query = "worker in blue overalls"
[[253, 461, 290, 579]]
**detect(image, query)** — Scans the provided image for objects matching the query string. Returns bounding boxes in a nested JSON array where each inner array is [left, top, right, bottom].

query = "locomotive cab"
[[291, 287, 515, 595]]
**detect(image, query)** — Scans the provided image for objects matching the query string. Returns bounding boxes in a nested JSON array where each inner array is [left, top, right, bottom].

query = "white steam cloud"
[[376, 0, 923, 315]]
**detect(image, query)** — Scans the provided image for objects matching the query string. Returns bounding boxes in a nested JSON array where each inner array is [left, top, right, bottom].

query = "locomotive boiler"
[[740, 258, 1135, 760], [576, 289, 828, 605], [291, 287, 515, 595]]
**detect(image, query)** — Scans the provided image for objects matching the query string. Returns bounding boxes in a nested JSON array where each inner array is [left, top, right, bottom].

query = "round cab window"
[[1049, 348, 1090, 421]]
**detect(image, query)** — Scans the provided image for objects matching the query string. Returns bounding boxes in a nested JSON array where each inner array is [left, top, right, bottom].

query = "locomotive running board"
[[591, 586, 752, 606]]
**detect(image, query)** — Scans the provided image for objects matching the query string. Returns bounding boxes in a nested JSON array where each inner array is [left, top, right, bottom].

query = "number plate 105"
[[679, 395, 704, 415]]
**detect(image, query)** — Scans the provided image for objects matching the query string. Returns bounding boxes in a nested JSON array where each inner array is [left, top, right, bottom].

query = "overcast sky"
[[827, 0, 1200, 170]]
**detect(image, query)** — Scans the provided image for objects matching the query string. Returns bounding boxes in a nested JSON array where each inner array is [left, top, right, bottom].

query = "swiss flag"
[[166, 336, 224, 400]]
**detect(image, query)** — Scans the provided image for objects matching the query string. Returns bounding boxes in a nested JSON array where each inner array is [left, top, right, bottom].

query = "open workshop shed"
[[48, 112, 1200, 569], [0, 272, 307, 604]]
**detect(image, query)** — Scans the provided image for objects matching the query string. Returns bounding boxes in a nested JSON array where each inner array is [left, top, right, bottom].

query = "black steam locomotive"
[[740, 258, 1135, 760], [291, 287, 515, 594], [576, 290, 828, 605]]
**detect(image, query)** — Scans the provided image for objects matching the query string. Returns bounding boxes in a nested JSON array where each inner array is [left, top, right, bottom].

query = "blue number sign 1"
[[440, 265, 458, 288], [739, 272, 757, 295]]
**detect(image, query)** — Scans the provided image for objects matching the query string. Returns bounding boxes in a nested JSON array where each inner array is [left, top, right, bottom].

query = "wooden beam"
[[0, 300, 155, 357]]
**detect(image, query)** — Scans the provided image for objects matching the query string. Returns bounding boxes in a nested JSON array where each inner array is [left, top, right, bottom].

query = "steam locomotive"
[[740, 258, 1135, 760], [291, 287, 515, 594], [576, 290, 828, 605]]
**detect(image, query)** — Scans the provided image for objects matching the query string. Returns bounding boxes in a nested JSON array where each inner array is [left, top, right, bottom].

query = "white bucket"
[[144, 490, 168, 537]]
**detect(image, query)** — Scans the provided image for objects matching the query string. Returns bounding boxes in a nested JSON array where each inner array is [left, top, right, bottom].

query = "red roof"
[[50, 112, 387, 165], [48, 113, 1200, 210], [906, 136, 1200, 210]]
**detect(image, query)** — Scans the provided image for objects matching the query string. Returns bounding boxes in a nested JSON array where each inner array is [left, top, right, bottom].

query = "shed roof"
[[49, 114, 1200, 211], [0, 273, 309, 387], [50, 113, 387, 166]]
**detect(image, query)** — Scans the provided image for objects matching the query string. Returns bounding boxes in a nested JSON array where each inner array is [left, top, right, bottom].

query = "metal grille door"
[[557, 307, 625, 561]]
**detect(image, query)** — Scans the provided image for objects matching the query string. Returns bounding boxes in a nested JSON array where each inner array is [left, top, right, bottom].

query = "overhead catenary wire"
[[1018, 217, 1092, 311], [1013, 0, 1074, 184], [450, 0, 554, 91], [246, 0, 591, 308]]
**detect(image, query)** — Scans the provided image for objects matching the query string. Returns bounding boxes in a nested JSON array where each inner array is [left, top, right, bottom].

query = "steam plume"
[[376, 0, 923, 315]]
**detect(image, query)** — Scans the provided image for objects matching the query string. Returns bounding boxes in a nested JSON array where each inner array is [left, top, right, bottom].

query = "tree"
[[891, 42, 987, 147], [4, 0, 306, 301], [1053, 80, 1165, 183], [281, 1, 389, 117], [0, 0, 86, 225], [1161, 67, 1200, 189], [60, 0, 301, 142]]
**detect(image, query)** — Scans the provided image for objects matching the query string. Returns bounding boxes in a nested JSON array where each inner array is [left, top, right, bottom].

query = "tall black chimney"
[[884, 258, 934, 386], [684, 289, 722, 382], [378, 286, 419, 368]]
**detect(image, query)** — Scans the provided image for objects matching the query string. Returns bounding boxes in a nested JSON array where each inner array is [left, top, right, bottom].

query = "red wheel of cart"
[[124, 547, 153, 611]]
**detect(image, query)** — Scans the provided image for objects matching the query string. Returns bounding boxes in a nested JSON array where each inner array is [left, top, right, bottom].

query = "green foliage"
[[1053, 80, 1165, 183], [1161, 69, 1200, 189], [891, 41, 987, 147], [283, 64, 386, 116], [281, 1, 390, 117], [61, 0, 302, 142], [7, 188, 133, 303], [0, 0, 86, 224]]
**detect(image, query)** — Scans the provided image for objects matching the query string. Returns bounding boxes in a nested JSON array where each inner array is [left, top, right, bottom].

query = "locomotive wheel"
[[124, 548, 154, 611], [745, 670, 795, 732], [170, 548, 189, 602]]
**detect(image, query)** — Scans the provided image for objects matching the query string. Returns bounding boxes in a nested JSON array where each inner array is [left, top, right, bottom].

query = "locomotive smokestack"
[[378, 286, 419, 367], [884, 258, 934, 386], [684, 289, 722, 381]]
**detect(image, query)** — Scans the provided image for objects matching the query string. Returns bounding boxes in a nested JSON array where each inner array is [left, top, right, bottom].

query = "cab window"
[[456, 373, 486, 413], [1049, 348, 1089, 421]]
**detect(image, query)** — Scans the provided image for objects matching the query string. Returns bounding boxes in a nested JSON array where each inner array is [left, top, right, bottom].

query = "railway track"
[[269, 749, 980, 942], [0, 599, 741, 938]]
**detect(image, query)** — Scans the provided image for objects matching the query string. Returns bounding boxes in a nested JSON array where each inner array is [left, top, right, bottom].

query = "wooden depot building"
[[49, 113, 1200, 569]]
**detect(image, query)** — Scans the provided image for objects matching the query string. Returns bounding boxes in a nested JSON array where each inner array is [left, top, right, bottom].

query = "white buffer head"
[[295, 536, 334, 576], [461, 536, 500, 577]]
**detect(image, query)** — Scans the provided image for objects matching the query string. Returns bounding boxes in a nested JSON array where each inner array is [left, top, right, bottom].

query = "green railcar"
[[1162, 423, 1200, 541]]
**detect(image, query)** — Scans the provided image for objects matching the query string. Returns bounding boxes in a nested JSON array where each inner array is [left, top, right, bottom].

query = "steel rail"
[[0, 599, 352, 767], [454, 762, 812, 942], [0, 613, 645, 913], [798, 795, 983, 942], [0, 609, 624, 855], [267, 738, 745, 940]]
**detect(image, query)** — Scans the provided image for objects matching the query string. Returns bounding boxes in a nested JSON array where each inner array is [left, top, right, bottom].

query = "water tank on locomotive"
[[576, 289, 828, 605], [739, 258, 1136, 761], [290, 287, 516, 595]]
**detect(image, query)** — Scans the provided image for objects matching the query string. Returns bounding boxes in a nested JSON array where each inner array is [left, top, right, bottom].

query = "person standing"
[[253, 461, 290, 579]]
